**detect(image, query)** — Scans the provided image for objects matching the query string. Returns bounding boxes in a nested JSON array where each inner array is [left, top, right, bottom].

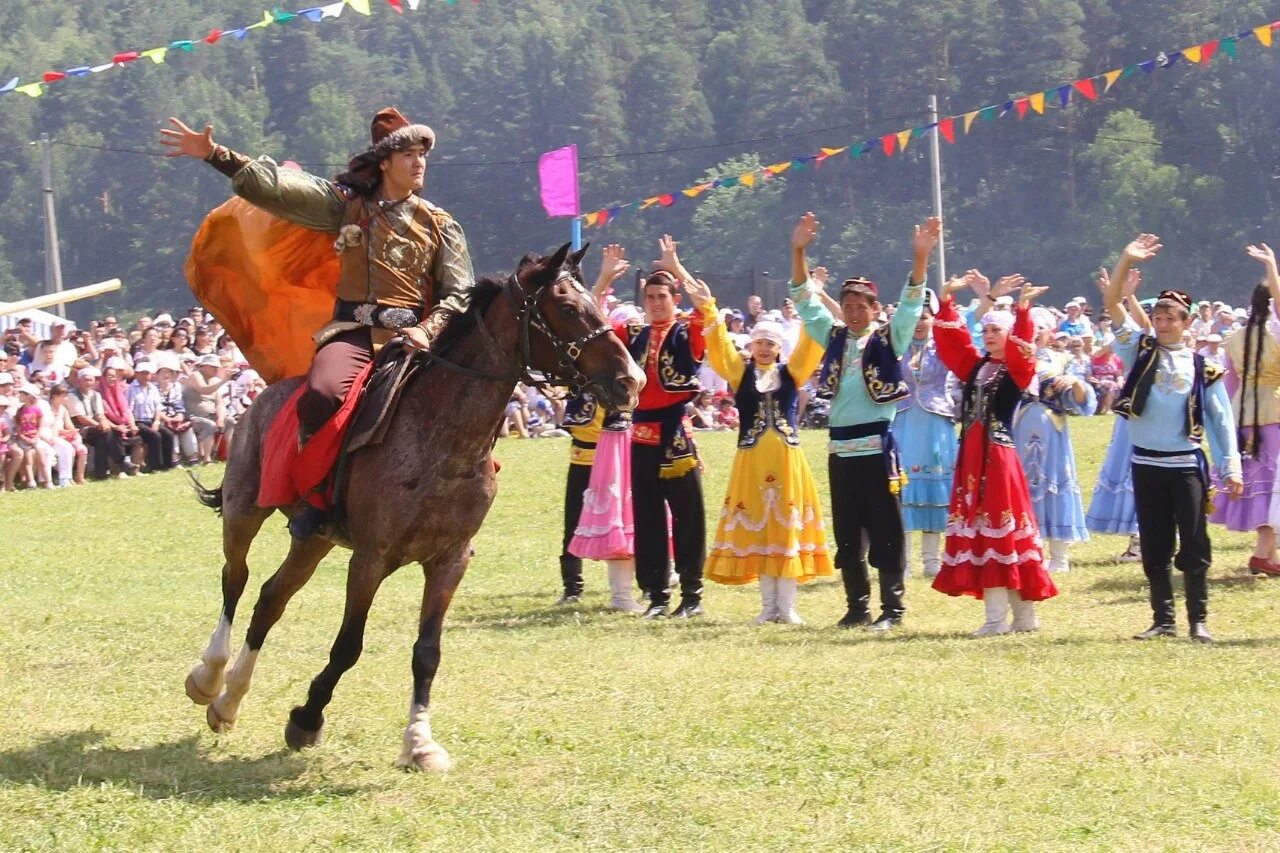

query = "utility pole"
[[39, 134, 66, 319], [927, 95, 947, 284]]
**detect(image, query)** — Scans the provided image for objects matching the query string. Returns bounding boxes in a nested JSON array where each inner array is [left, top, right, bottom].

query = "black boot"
[[837, 564, 871, 628], [1184, 571, 1212, 644], [288, 505, 329, 540], [1135, 565, 1177, 639], [557, 553, 584, 604]]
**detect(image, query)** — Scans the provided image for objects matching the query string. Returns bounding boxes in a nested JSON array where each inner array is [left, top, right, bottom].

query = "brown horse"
[[184, 243, 643, 771]]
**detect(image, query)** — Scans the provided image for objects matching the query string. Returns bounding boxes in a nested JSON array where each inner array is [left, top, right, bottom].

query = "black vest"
[[563, 389, 629, 431], [735, 362, 801, 449], [816, 324, 909, 404], [628, 321, 701, 393], [960, 356, 1024, 448], [1113, 334, 1223, 442]]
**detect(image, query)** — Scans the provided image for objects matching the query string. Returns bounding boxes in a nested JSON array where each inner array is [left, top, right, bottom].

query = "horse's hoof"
[[206, 702, 236, 734], [185, 670, 221, 706], [396, 743, 452, 773], [284, 708, 323, 751]]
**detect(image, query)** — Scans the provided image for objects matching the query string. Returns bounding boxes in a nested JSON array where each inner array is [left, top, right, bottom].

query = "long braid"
[[1239, 283, 1271, 459]]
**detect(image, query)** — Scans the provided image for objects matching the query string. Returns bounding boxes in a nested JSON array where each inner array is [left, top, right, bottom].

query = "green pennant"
[[273, 8, 297, 22], [1221, 36, 1238, 58], [978, 105, 999, 122], [720, 176, 739, 189], [1120, 65, 1137, 79], [910, 126, 926, 139]]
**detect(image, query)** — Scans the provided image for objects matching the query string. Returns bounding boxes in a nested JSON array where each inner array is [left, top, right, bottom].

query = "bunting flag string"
[[0, 0, 477, 101], [579, 17, 1280, 229]]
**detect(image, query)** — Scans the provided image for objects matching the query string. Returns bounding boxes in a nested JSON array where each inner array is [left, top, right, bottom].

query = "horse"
[[183, 242, 644, 771]]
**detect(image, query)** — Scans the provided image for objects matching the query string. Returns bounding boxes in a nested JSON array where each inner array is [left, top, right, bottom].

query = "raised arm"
[[161, 117, 346, 231], [1246, 243, 1280, 321], [888, 216, 941, 356], [1105, 234, 1162, 322], [786, 215, 838, 345], [700, 301, 747, 390], [1007, 285, 1049, 390], [592, 244, 631, 308], [933, 278, 982, 380]]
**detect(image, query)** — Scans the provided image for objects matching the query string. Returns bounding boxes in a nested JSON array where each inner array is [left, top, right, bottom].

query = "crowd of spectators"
[[0, 308, 264, 490]]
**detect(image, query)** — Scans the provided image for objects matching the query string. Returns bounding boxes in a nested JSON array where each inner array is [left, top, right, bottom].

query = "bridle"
[[417, 267, 614, 393]]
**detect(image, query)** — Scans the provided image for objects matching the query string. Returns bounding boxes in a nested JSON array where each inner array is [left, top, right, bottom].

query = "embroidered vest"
[[1113, 334, 1223, 442], [960, 357, 1024, 448], [628, 322, 701, 393], [897, 337, 959, 419], [816, 325, 909, 404], [563, 389, 629, 431], [734, 362, 801, 449], [335, 195, 443, 310]]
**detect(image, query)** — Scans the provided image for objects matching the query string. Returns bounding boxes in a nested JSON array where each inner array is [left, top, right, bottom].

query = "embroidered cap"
[[1156, 289, 1192, 311], [840, 277, 879, 299]]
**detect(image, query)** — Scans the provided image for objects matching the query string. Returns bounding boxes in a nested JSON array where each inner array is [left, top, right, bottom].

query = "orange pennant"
[[1255, 24, 1272, 47], [765, 162, 791, 175], [896, 129, 912, 152], [740, 173, 756, 187], [963, 111, 979, 133], [1030, 92, 1046, 114], [1183, 44, 1202, 63], [1103, 69, 1123, 92]]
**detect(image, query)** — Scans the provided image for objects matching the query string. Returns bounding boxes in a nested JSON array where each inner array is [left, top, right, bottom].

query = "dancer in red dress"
[[931, 279, 1058, 635]]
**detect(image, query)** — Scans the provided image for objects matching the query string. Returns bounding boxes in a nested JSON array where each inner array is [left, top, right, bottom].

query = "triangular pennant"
[[141, 47, 168, 64], [297, 7, 325, 21], [765, 162, 791, 175], [1103, 69, 1123, 92], [1201, 40, 1220, 63], [1073, 78, 1097, 100], [246, 10, 274, 30], [896, 129, 912, 152], [597, 210, 610, 226], [583, 212, 599, 226], [1221, 36, 1238, 58], [740, 173, 756, 187], [789, 158, 807, 172], [625, 201, 641, 212], [881, 134, 896, 157], [320, 1, 346, 17], [15, 82, 43, 97], [938, 118, 955, 143], [65, 67, 92, 77], [0, 77, 17, 93], [998, 100, 1014, 117], [640, 196, 661, 209], [1120, 65, 1137, 79], [1014, 98, 1029, 118], [204, 29, 222, 44], [681, 186, 703, 198], [90, 62, 114, 73], [113, 52, 140, 65], [42, 71, 66, 83], [1255, 24, 1272, 47], [963, 111, 979, 133], [1163, 51, 1182, 67], [346, 0, 373, 15], [1182, 45, 1202, 64], [719, 176, 739, 188], [1056, 85, 1072, 107], [407, 0, 422, 8], [820, 146, 848, 157], [978, 105, 999, 122], [225, 28, 249, 40], [1138, 59, 1156, 73], [658, 194, 675, 207], [607, 205, 622, 218], [1030, 92, 1046, 114], [273, 8, 299, 22], [169, 40, 195, 52], [386, 0, 404, 12]]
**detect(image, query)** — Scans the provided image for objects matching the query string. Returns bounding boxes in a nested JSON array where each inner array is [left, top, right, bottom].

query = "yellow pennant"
[[682, 185, 707, 198], [1256, 24, 1273, 47], [740, 173, 756, 187], [141, 47, 168, 64], [820, 146, 848, 157], [583, 212, 599, 226], [15, 82, 43, 97], [1183, 44, 1202, 63], [766, 162, 791, 175], [346, 0, 373, 15], [963, 110, 979, 133], [1029, 92, 1045, 114], [896, 129, 912, 152], [641, 196, 661, 209], [1103, 69, 1123, 92], [247, 10, 274, 29]]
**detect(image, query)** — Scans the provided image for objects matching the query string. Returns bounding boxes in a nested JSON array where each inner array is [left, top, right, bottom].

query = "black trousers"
[[137, 424, 176, 471], [80, 426, 125, 479], [631, 442, 704, 606], [829, 453, 907, 620], [560, 462, 592, 596], [1132, 462, 1211, 625]]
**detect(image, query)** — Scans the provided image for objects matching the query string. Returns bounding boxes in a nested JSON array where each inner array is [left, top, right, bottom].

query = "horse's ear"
[[547, 242, 572, 271], [569, 243, 590, 268]]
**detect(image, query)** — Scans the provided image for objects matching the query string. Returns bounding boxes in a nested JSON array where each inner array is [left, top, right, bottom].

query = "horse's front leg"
[[397, 552, 468, 772]]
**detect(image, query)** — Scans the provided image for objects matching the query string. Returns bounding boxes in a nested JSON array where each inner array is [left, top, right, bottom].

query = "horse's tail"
[[187, 471, 224, 516]]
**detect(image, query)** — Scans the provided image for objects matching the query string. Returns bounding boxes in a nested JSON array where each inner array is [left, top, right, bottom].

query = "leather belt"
[[333, 300, 421, 330]]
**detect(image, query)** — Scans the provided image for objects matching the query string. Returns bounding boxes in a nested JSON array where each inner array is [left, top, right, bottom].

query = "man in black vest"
[[627, 236, 708, 618], [791, 213, 941, 630]]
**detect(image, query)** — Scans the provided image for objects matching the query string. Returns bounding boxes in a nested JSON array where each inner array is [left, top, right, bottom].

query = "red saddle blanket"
[[257, 364, 375, 510]]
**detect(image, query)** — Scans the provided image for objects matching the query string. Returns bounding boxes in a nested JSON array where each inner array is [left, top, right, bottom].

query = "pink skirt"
[[569, 428, 634, 560]]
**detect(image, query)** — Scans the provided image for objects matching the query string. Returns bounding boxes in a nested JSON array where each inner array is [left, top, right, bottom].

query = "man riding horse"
[[163, 107, 474, 538]]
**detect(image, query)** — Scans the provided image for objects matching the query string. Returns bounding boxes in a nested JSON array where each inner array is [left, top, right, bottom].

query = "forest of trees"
[[1, 0, 1279, 321]]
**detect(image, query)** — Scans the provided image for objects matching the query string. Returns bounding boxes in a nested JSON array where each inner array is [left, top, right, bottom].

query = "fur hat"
[[369, 107, 435, 157]]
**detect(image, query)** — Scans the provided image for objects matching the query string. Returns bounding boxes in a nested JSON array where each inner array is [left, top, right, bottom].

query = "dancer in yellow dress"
[[678, 218, 833, 625]]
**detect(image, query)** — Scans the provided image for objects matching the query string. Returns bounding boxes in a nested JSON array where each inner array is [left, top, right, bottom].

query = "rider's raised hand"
[[160, 117, 216, 159]]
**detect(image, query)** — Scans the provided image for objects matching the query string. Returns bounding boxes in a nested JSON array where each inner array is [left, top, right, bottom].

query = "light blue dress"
[[1013, 349, 1096, 541], [891, 336, 959, 532], [1085, 415, 1139, 535]]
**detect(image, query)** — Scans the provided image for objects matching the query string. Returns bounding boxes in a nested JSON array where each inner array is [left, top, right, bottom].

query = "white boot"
[[754, 575, 779, 625], [606, 560, 644, 613], [921, 532, 942, 578], [1008, 588, 1040, 632], [972, 587, 1011, 637], [903, 531, 914, 579], [774, 578, 804, 624], [1048, 539, 1070, 573]]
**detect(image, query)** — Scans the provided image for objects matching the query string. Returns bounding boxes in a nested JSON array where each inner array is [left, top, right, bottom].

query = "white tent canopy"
[[0, 306, 75, 339]]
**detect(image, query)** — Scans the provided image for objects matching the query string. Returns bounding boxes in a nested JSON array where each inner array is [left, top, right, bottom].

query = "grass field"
[[3, 415, 1280, 851]]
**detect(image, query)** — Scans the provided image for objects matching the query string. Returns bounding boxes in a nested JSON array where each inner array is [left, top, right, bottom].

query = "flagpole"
[[571, 216, 582, 251], [928, 94, 947, 284]]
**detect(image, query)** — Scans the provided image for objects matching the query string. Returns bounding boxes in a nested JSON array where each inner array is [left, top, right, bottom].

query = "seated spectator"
[[156, 365, 198, 466], [0, 393, 20, 491], [1089, 339, 1125, 415], [1198, 333, 1227, 369], [46, 383, 87, 486], [182, 354, 227, 464], [126, 361, 176, 472], [688, 390, 718, 430], [14, 383, 52, 488], [69, 365, 134, 479], [715, 395, 740, 430]]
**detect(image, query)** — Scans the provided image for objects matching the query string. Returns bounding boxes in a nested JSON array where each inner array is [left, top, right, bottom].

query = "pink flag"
[[538, 144, 580, 217]]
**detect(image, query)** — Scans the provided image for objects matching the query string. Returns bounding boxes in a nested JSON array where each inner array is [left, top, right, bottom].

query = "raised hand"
[[941, 275, 967, 299], [683, 277, 713, 309], [1246, 243, 1277, 269], [991, 274, 1026, 299], [810, 266, 830, 286], [655, 234, 688, 279], [1095, 267, 1110, 293], [595, 244, 630, 290], [1122, 233, 1163, 264], [1124, 268, 1142, 297], [912, 216, 943, 257], [1019, 284, 1050, 307], [792, 212, 820, 251], [963, 269, 991, 298], [160, 117, 216, 159]]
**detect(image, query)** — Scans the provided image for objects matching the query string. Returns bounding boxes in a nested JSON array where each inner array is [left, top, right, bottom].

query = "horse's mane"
[[431, 274, 508, 354]]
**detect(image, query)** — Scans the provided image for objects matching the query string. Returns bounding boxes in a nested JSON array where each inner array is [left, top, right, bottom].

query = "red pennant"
[[938, 118, 955, 144], [1015, 98, 1030, 118], [386, 0, 404, 11], [112, 52, 140, 65], [881, 134, 896, 157], [1073, 78, 1098, 100], [597, 209, 610, 226], [42, 71, 66, 83], [1202, 40, 1220, 63], [204, 29, 222, 44], [658, 194, 675, 207]]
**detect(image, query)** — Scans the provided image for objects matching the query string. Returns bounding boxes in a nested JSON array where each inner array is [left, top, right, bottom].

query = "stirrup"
[[288, 505, 329, 540]]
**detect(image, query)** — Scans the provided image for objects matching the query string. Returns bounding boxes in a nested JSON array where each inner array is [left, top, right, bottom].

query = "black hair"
[[1238, 282, 1272, 459]]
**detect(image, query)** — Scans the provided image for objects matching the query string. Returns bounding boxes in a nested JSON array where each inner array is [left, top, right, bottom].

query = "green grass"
[[3, 417, 1280, 851]]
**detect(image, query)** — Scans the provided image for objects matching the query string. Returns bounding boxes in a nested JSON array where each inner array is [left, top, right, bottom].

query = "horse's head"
[[511, 242, 644, 411]]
